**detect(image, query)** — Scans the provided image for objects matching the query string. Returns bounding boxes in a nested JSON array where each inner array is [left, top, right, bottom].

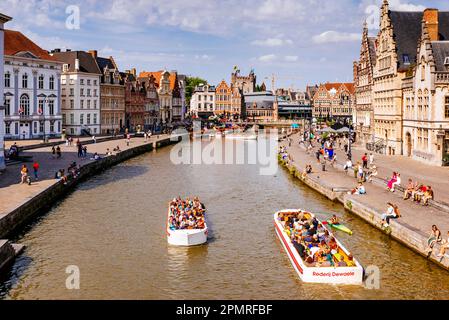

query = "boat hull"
[[274, 210, 364, 285], [167, 208, 208, 247], [167, 228, 208, 246]]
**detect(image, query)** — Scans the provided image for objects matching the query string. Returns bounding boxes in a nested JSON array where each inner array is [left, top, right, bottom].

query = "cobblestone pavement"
[[281, 134, 449, 238], [0, 135, 169, 218]]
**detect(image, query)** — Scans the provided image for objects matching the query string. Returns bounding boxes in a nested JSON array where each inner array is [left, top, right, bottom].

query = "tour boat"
[[274, 209, 364, 285], [166, 207, 208, 247]]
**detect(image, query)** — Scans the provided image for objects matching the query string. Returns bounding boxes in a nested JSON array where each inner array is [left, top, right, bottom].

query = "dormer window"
[[403, 54, 410, 65]]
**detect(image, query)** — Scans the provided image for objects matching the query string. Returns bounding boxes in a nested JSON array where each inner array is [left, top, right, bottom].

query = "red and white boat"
[[274, 209, 364, 285], [166, 207, 208, 247]]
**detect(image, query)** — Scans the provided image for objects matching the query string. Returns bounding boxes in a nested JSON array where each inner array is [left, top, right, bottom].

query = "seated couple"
[[348, 182, 366, 195]]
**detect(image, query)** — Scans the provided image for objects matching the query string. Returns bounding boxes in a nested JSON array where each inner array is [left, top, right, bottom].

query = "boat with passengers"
[[167, 197, 208, 246], [274, 209, 364, 285]]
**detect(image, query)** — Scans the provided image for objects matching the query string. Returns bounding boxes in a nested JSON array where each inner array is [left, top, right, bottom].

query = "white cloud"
[[195, 54, 213, 61], [258, 54, 277, 62], [284, 55, 298, 62], [389, 0, 426, 11], [312, 31, 360, 44], [251, 38, 293, 47]]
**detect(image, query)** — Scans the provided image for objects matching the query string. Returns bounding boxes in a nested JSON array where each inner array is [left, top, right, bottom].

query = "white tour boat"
[[167, 204, 208, 247], [274, 209, 364, 285]]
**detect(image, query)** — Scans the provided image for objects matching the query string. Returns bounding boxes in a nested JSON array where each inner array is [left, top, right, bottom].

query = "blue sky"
[[1, 0, 449, 90]]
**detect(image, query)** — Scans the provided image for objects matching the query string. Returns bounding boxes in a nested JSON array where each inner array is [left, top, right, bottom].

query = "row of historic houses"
[[353, 0, 449, 166], [0, 12, 187, 146]]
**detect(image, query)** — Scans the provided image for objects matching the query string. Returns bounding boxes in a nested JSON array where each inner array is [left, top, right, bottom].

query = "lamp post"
[[341, 96, 352, 161]]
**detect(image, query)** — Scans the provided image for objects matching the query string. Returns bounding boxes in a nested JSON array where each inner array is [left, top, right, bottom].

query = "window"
[[444, 57, 449, 66], [70, 113, 74, 125], [445, 97, 449, 118], [81, 100, 84, 109], [19, 94, 30, 115], [70, 88, 74, 96], [50, 122, 54, 132], [70, 100, 74, 109], [5, 72, 10, 87], [87, 113, 91, 125], [5, 99, 10, 116], [48, 100, 55, 115], [80, 79, 84, 85], [38, 100, 44, 115], [38, 75, 44, 89], [39, 121, 44, 133], [87, 100, 91, 109], [80, 88, 84, 96], [87, 79, 91, 86], [87, 89, 91, 97], [94, 100, 97, 109], [22, 73, 28, 88], [49, 76, 55, 90], [93, 113, 97, 125], [94, 80, 97, 86], [403, 54, 410, 65], [80, 114, 84, 125], [5, 123, 10, 134]]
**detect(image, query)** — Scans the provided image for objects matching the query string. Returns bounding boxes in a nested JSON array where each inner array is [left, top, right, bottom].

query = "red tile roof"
[[139, 71, 177, 90], [324, 82, 355, 94], [4, 29, 57, 61]]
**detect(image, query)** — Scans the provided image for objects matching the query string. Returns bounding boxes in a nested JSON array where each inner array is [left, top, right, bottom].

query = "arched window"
[[49, 75, 55, 90], [20, 94, 30, 115], [22, 73, 28, 88], [38, 75, 44, 89]]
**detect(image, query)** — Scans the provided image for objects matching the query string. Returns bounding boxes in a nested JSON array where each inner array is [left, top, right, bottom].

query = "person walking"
[[77, 143, 83, 158], [51, 146, 56, 159], [369, 152, 374, 166], [32, 161, 40, 180], [126, 133, 131, 147], [362, 153, 368, 169], [83, 146, 88, 158], [56, 146, 62, 159], [92, 135, 96, 144]]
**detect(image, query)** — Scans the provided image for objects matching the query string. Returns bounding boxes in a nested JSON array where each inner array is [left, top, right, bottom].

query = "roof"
[[324, 82, 355, 94], [0, 13, 12, 23], [389, 11, 449, 71], [96, 56, 115, 72], [139, 71, 177, 90], [368, 37, 377, 66], [4, 30, 57, 61], [52, 51, 101, 74], [431, 41, 449, 71]]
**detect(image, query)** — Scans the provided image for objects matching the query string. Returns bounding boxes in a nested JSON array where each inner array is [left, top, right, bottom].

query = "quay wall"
[[278, 157, 449, 271], [0, 136, 178, 239]]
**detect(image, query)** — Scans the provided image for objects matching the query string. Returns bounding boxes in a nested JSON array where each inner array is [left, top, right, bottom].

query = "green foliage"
[[185, 76, 208, 106]]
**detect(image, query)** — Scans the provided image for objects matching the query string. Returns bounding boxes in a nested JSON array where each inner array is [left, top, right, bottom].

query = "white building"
[[3, 30, 63, 140], [0, 13, 11, 170], [190, 84, 216, 118], [52, 50, 101, 136]]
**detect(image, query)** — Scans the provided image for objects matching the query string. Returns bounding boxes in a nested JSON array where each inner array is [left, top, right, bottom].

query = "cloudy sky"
[[1, 0, 448, 89]]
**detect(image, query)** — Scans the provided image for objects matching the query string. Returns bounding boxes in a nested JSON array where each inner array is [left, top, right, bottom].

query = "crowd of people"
[[278, 211, 356, 268], [168, 197, 206, 231]]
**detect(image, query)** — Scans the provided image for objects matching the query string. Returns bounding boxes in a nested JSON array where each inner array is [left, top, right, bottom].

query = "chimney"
[[88, 50, 98, 59], [75, 58, 80, 71], [424, 8, 439, 41]]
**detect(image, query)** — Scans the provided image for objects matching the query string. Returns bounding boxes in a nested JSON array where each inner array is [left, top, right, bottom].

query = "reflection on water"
[[1, 140, 449, 300]]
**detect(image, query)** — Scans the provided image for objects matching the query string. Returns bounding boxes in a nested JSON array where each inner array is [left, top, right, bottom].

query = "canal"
[[1, 139, 449, 299]]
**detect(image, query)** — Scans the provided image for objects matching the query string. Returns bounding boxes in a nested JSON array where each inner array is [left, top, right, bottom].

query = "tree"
[[185, 76, 208, 106]]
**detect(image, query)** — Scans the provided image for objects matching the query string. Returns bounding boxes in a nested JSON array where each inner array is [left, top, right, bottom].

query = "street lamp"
[[341, 96, 352, 161]]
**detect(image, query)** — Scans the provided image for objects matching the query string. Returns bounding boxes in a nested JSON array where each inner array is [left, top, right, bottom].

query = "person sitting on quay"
[[403, 179, 416, 200], [8, 142, 20, 159], [113, 145, 122, 153], [348, 182, 366, 195], [426, 225, 442, 258], [381, 202, 401, 228], [91, 152, 101, 161], [357, 163, 365, 183], [437, 231, 449, 259], [301, 164, 313, 179], [413, 184, 427, 203], [367, 165, 378, 183], [106, 149, 113, 156], [421, 186, 434, 206]]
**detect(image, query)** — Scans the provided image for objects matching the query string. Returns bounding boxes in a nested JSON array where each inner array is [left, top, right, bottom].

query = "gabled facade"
[[354, 21, 377, 145], [215, 80, 232, 115], [189, 84, 216, 119], [4, 30, 63, 140], [312, 83, 355, 121], [90, 50, 125, 135], [403, 10, 449, 166]]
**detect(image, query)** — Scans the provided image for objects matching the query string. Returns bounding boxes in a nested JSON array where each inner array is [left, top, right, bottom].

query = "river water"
[[1, 139, 449, 299]]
